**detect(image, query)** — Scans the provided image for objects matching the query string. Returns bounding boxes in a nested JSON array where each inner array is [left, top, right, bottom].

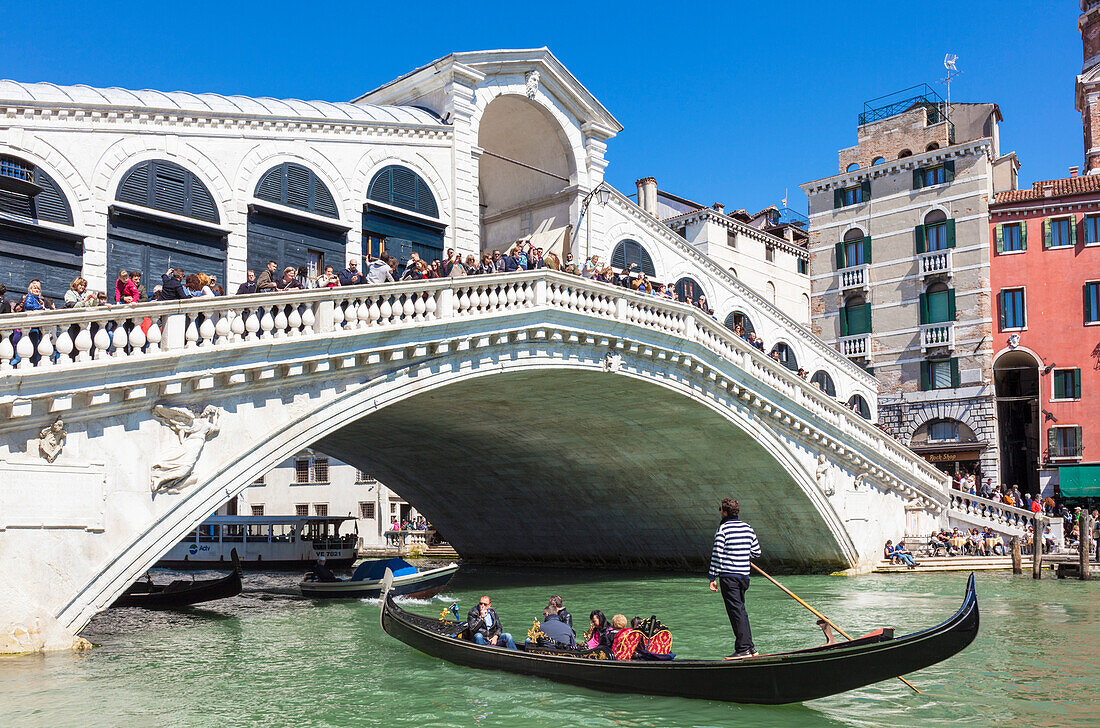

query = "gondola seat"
[[611, 629, 645, 660], [644, 629, 673, 655]]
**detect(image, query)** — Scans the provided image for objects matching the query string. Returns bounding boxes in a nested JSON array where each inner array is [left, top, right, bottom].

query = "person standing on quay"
[[708, 497, 761, 658]]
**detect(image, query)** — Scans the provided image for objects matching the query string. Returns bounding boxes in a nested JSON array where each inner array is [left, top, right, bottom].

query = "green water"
[[2, 567, 1098, 728]]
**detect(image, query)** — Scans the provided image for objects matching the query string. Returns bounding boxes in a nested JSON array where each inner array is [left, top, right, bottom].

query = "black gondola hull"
[[112, 550, 243, 609], [379, 574, 979, 705]]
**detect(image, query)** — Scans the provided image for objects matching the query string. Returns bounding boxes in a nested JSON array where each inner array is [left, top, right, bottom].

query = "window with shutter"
[[1051, 426, 1084, 458], [254, 163, 339, 219], [610, 239, 656, 276], [1049, 217, 1073, 248], [367, 165, 438, 218], [930, 359, 954, 390], [1001, 223, 1023, 252], [1053, 369, 1082, 400], [1085, 216, 1100, 245], [1086, 282, 1100, 323], [116, 160, 220, 224], [1000, 288, 1026, 329], [0, 157, 74, 226]]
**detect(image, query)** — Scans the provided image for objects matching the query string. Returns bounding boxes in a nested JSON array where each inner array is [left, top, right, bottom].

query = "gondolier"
[[708, 497, 761, 658]]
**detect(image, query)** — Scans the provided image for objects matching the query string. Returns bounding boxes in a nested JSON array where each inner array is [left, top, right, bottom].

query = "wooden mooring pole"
[[1080, 514, 1093, 582], [1011, 536, 1023, 575], [1032, 515, 1043, 580]]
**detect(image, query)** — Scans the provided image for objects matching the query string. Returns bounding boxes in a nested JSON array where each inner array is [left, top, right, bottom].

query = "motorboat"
[[158, 515, 358, 570], [300, 558, 458, 599], [378, 571, 980, 705]]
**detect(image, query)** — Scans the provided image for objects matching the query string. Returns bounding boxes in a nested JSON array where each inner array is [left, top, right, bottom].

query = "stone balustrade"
[[919, 249, 952, 277], [839, 333, 870, 358], [948, 491, 1048, 535], [0, 270, 949, 508], [920, 322, 954, 351], [839, 264, 868, 291]]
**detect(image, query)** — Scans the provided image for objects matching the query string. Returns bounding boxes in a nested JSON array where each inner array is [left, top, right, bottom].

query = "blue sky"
[[0, 1, 1082, 214]]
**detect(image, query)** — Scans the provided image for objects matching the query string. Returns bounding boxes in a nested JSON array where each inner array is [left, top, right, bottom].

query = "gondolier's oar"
[[750, 563, 922, 695]]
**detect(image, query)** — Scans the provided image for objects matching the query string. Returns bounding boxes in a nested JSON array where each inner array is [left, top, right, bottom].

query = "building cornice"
[[989, 198, 1100, 217], [800, 139, 994, 195], [661, 208, 809, 260]]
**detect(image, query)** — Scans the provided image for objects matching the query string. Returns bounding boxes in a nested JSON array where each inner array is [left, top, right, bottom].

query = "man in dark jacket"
[[538, 604, 575, 647], [466, 595, 517, 649], [236, 270, 257, 295], [548, 595, 572, 629], [255, 261, 278, 293], [159, 268, 188, 300], [339, 259, 364, 286]]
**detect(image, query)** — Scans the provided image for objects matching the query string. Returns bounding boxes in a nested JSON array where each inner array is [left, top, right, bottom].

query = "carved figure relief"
[[853, 473, 866, 491], [150, 404, 223, 494], [603, 352, 622, 373], [38, 418, 66, 463], [816, 454, 835, 496], [525, 70, 541, 99]]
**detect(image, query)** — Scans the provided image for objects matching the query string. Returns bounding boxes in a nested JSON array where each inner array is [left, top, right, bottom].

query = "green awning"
[[1058, 465, 1100, 497]]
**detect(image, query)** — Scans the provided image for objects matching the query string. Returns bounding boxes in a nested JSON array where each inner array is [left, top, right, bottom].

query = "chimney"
[[1042, 182, 1055, 197], [635, 177, 658, 216], [1070, 166, 1080, 178], [712, 203, 725, 214]]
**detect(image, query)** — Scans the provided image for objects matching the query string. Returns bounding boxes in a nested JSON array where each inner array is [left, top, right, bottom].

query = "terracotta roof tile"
[[995, 174, 1100, 203]]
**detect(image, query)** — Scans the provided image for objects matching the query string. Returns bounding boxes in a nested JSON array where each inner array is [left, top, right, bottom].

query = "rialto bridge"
[[0, 270, 952, 653]]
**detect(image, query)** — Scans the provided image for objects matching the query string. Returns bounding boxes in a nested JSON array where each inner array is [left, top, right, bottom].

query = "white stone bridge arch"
[[0, 271, 949, 652]]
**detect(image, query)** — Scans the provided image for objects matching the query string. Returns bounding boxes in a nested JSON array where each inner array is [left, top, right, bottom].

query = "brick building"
[[801, 87, 1019, 484]]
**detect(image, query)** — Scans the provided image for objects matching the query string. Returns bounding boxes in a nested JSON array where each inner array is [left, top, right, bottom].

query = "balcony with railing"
[[920, 322, 954, 352], [919, 249, 952, 278], [838, 264, 869, 292], [839, 333, 871, 359]]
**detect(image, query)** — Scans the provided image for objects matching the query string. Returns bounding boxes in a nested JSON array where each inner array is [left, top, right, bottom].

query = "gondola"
[[299, 558, 458, 599], [112, 549, 243, 609], [378, 571, 980, 705]]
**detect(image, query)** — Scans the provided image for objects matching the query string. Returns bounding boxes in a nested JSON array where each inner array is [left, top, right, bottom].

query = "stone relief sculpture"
[[525, 70, 541, 99], [37, 418, 66, 463], [603, 351, 622, 373], [853, 473, 866, 491], [150, 404, 223, 494], [816, 454, 835, 496]]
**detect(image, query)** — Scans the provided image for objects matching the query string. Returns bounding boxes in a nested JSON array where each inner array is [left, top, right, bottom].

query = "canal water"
[[2, 567, 1097, 728]]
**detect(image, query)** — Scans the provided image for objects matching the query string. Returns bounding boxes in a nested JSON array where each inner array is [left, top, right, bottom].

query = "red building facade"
[[989, 176, 1100, 498]]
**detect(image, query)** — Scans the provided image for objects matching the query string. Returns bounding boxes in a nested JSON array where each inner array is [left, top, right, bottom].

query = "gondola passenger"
[[312, 557, 338, 582], [466, 595, 517, 650], [539, 603, 575, 647], [585, 610, 613, 650]]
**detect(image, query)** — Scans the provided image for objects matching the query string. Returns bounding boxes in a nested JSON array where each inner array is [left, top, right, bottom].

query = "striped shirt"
[[708, 518, 761, 579]]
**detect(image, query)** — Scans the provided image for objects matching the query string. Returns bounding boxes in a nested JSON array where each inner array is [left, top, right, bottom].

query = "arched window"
[[840, 227, 868, 268], [770, 342, 798, 371], [766, 281, 776, 304], [367, 165, 438, 218], [811, 370, 836, 397], [0, 155, 79, 299], [675, 276, 705, 304], [255, 163, 338, 218], [921, 281, 955, 325], [610, 239, 656, 277], [802, 293, 811, 322], [846, 162, 860, 172], [926, 142, 940, 152], [922, 209, 952, 251], [847, 394, 871, 419], [724, 311, 755, 336], [842, 294, 871, 336], [364, 165, 444, 265], [898, 149, 913, 159], [871, 156, 885, 165], [116, 160, 219, 223]]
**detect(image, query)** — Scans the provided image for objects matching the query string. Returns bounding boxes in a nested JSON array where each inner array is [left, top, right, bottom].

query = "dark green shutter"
[[950, 358, 960, 388], [1020, 221, 1027, 250], [1075, 369, 1082, 399], [946, 219, 956, 248], [919, 292, 929, 325], [1047, 426, 1057, 455], [840, 305, 849, 336], [834, 189, 844, 209], [920, 361, 931, 391], [947, 288, 956, 320], [1044, 218, 1052, 249], [1070, 216, 1078, 246], [913, 169, 924, 190], [1087, 284, 1092, 325], [944, 160, 955, 183], [863, 301, 872, 333], [995, 224, 1004, 254], [862, 236, 872, 264], [915, 225, 926, 253], [835, 242, 844, 269], [860, 180, 871, 201], [998, 292, 1005, 329]]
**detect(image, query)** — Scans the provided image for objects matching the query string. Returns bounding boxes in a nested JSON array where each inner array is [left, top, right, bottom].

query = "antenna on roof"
[[941, 54, 961, 125]]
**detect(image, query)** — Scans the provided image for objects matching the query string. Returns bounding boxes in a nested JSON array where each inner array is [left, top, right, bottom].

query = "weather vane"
[[941, 54, 961, 124]]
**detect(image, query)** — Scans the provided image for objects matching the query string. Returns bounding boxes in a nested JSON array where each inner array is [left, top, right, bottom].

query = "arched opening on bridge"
[[310, 369, 849, 571], [478, 94, 575, 253], [109, 160, 226, 286], [724, 310, 755, 337], [846, 394, 871, 420], [810, 370, 836, 397], [0, 154, 80, 300], [674, 276, 705, 304], [363, 165, 445, 268], [770, 342, 798, 372], [248, 162, 346, 280], [994, 349, 1040, 494], [610, 239, 656, 277]]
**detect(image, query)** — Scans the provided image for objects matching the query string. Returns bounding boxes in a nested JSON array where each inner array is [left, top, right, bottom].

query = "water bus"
[[158, 515, 358, 570]]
